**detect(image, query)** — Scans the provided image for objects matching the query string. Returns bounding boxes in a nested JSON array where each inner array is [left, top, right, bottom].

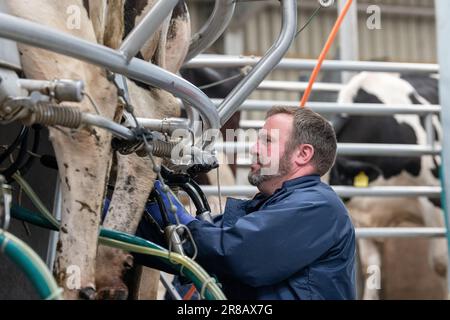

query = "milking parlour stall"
[[1, 0, 450, 309]]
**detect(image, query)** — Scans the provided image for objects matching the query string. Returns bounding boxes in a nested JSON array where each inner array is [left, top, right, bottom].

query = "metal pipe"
[[239, 120, 265, 129], [134, 117, 190, 135], [185, 0, 236, 62], [160, 272, 182, 300], [435, 0, 450, 295], [356, 228, 446, 239], [0, 13, 220, 143], [46, 179, 62, 271], [217, 0, 298, 126], [120, 0, 179, 62], [257, 81, 345, 92], [212, 99, 442, 115], [82, 113, 135, 140], [425, 114, 435, 147], [214, 142, 441, 156], [338, 0, 359, 83], [197, 185, 442, 198], [186, 54, 439, 74]]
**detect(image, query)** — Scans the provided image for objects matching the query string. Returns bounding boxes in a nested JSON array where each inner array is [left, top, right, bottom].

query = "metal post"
[[218, 0, 298, 126], [185, 0, 236, 62], [46, 179, 62, 271], [120, 0, 179, 62], [435, 0, 450, 297], [338, 0, 359, 83], [425, 114, 435, 147]]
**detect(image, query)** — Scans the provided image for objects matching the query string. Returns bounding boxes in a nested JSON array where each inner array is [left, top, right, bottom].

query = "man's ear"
[[294, 144, 315, 165]]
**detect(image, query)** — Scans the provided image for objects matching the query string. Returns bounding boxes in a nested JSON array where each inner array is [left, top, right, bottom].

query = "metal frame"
[[120, 0, 179, 62], [197, 186, 442, 198], [0, 13, 220, 140], [356, 228, 446, 239], [215, 142, 441, 157], [217, 0, 298, 126], [185, 0, 236, 62], [46, 179, 62, 271], [435, 0, 450, 295], [185, 54, 439, 73], [257, 81, 345, 92], [212, 99, 442, 115]]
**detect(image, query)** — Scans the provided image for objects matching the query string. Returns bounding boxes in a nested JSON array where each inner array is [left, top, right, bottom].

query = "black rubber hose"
[[0, 126, 28, 165], [169, 182, 209, 216], [17, 125, 42, 177], [187, 179, 212, 213], [2, 129, 30, 182]]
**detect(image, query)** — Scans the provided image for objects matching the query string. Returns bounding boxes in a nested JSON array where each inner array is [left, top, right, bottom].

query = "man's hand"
[[145, 180, 195, 227]]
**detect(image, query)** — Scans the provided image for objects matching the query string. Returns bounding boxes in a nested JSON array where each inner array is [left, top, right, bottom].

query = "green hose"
[[10, 174, 226, 299], [0, 230, 62, 300], [11, 205, 226, 300], [439, 166, 450, 269], [12, 174, 59, 229], [99, 229, 226, 300]]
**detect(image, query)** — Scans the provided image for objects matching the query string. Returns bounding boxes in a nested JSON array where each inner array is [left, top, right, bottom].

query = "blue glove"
[[145, 180, 195, 227]]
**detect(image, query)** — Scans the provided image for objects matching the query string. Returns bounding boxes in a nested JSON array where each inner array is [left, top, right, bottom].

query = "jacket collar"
[[246, 175, 321, 212], [280, 174, 321, 190]]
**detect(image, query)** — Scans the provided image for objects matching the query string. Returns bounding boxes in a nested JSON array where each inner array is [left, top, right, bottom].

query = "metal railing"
[[212, 99, 442, 115], [185, 54, 439, 74], [215, 142, 441, 157], [198, 186, 442, 198]]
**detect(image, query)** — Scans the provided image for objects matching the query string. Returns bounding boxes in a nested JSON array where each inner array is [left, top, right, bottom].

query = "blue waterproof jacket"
[[135, 174, 356, 300]]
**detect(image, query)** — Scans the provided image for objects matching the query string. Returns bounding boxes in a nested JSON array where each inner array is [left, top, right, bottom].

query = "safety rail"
[[212, 99, 442, 115], [214, 142, 442, 157], [185, 54, 439, 74], [197, 186, 442, 198]]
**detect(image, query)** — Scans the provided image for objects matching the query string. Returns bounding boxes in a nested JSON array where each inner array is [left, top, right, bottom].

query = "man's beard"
[[248, 151, 293, 187]]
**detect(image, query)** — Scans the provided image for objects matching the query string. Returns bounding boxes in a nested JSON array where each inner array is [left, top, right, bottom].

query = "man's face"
[[248, 114, 294, 188]]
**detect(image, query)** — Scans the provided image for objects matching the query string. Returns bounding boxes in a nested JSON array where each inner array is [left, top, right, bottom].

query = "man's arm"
[[186, 196, 339, 287]]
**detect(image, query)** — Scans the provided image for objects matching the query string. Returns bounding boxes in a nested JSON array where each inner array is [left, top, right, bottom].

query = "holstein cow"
[[329, 72, 447, 299], [6, 0, 191, 299]]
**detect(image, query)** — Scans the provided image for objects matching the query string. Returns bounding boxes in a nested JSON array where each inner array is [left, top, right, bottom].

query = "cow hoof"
[[97, 285, 129, 300], [79, 287, 97, 300]]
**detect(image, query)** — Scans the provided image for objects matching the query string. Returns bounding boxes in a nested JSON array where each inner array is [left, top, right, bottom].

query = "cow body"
[[6, 0, 190, 299], [330, 72, 447, 299]]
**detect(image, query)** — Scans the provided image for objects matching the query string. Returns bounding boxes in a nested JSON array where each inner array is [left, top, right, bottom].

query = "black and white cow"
[[329, 72, 447, 299]]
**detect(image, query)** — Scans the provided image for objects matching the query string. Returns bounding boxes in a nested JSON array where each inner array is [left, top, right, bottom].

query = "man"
[[138, 107, 356, 300]]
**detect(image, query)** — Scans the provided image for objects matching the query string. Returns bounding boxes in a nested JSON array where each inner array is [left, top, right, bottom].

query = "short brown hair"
[[266, 106, 337, 176]]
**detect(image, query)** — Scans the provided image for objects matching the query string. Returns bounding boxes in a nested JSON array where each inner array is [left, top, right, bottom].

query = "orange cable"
[[183, 284, 197, 300], [300, 0, 354, 108]]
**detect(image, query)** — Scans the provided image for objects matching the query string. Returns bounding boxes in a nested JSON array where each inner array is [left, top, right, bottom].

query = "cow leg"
[[96, 152, 159, 300], [418, 197, 448, 277], [96, 86, 181, 299], [85, 0, 108, 44], [7, 0, 118, 299], [358, 239, 382, 300], [96, 2, 190, 300]]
